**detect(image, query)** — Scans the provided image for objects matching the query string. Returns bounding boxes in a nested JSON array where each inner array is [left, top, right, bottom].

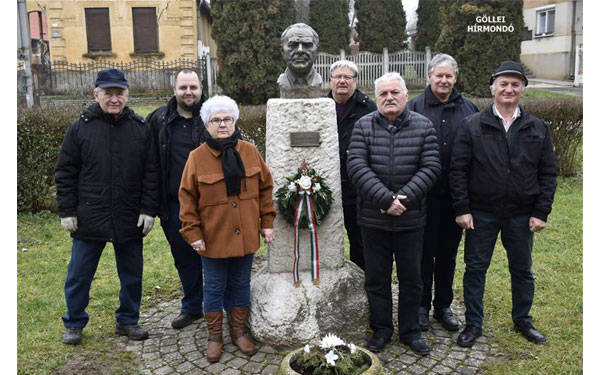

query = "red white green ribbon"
[[292, 189, 320, 286]]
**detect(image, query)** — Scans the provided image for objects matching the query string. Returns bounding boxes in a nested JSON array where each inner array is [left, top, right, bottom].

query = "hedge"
[[470, 97, 583, 177], [16, 97, 582, 213]]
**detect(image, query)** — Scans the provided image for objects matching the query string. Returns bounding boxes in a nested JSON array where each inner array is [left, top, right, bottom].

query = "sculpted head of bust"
[[281, 23, 319, 77]]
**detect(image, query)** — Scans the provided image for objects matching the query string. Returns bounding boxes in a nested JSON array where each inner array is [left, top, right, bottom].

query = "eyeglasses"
[[208, 117, 234, 126], [331, 75, 356, 81]]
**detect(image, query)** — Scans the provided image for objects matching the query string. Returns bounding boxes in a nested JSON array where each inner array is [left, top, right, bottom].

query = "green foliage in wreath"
[[275, 163, 333, 229]]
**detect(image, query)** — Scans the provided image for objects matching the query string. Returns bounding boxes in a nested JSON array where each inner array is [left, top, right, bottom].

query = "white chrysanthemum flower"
[[319, 333, 345, 349], [325, 350, 338, 366], [303, 344, 310, 353], [288, 182, 297, 193], [299, 175, 312, 190], [313, 182, 321, 192], [349, 343, 357, 354]]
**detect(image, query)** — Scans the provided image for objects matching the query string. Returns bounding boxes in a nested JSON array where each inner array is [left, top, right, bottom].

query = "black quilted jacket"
[[347, 108, 441, 231]]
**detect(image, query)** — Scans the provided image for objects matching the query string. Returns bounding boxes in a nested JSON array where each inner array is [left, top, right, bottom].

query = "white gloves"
[[60, 217, 78, 232], [137, 214, 155, 235]]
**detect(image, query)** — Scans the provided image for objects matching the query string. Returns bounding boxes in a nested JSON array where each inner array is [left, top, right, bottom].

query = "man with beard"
[[278, 23, 322, 98], [147, 69, 208, 329]]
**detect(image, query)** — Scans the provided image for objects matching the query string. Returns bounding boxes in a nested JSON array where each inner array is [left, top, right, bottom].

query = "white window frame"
[[535, 5, 555, 37]]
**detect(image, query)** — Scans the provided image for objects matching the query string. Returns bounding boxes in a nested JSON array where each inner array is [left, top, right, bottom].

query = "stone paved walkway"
[[114, 298, 497, 375], [114, 255, 498, 374]]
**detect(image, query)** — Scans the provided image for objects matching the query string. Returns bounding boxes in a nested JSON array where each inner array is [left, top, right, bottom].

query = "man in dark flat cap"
[[55, 69, 159, 345], [449, 61, 557, 347]]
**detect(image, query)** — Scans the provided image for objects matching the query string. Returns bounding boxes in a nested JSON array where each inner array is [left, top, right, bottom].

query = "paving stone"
[[186, 368, 208, 375], [153, 365, 174, 375], [440, 357, 460, 369], [175, 361, 197, 373], [161, 344, 179, 354], [184, 350, 203, 362], [431, 364, 453, 374], [243, 360, 265, 373], [449, 350, 468, 360], [220, 368, 241, 375], [225, 357, 248, 368], [220, 351, 235, 362], [408, 363, 428, 374], [192, 356, 211, 369], [164, 352, 185, 366], [261, 364, 278, 375], [416, 356, 437, 368], [205, 362, 227, 374], [260, 345, 276, 354], [397, 353, 419, 365]]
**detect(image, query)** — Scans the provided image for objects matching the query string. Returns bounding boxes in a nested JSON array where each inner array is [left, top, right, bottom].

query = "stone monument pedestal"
[[248, 98, 368, 346]]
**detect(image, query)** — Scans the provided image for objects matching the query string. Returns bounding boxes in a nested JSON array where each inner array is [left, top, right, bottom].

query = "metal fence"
[[315, 48, 432, 90], [22, 57, 208, 96]]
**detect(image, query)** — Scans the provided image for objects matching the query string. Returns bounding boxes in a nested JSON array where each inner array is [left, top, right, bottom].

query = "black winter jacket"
[[146, 95, 208, 220], [449, 105, 557, 221], [327, 89, 377, 206], [347, 108, 441, 231], [407, 87, 478, 197], [55, 103, 160, 243]]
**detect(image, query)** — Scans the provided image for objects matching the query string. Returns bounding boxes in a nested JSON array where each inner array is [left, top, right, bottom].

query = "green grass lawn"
[[17, 178, 582, 374]]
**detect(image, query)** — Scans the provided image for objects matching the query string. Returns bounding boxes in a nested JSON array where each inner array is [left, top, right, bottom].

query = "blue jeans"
[[463, 210, 535, 328], [202, 254, 254, 313], [62, 238, 143, 328], [161, 201, 203, 314]]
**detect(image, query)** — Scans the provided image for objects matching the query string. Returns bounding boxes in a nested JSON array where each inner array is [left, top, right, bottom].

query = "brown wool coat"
[[178, 140, 276, 258]]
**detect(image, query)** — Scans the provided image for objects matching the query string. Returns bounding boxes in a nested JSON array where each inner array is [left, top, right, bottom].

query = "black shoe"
[[418, 307, 430, 332], [457, 325, 482, 348], [365, 335, 390, 352], [115, 323, 149, 341], [171, 312, 204, 329], [433, 307, 459, 331], [62, 327, 82, 345], [402, 338, 430, 356], [514, 321, 546, 343]]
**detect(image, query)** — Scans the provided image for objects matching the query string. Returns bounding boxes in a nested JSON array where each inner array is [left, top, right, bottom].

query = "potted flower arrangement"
[[277, 334, 382, 375]]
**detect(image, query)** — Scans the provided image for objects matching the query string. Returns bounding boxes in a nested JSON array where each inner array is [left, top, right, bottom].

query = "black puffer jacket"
[[55, 103, 160, 243], [449, 105, 557, 220], [407, 87, 478, 197], [347, 108, 441, 231], [327, 89, 377, 206], [146, 95, 208, 220]]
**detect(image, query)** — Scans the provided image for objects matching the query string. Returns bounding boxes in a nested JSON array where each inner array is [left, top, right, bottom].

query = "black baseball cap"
[[489, 61, 528, 86], [95, 69, 129, 89]]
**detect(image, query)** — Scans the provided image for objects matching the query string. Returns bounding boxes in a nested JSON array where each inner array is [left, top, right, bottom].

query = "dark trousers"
[[161, 201, 204, 314], [343, 204, 365, 271], [201, 254, 254, 313], [62, 238, 143, 328], [463, 210, 535, 328], [420, 196, 463, 310], [361, 227, 424, 342]]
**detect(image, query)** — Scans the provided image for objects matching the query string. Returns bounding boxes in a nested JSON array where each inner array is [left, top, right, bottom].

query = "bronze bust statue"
[[278, 23, 322, 98]]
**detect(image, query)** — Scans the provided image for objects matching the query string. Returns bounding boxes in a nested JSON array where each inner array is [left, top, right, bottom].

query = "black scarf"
[[206, 128, 246, 196]]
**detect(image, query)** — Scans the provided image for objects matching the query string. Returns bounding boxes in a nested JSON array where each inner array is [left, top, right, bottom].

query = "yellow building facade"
[[27, 0, 199, 63]]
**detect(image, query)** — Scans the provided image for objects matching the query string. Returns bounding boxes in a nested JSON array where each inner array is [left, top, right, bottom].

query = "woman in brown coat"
[[178, 95, 276, 362]]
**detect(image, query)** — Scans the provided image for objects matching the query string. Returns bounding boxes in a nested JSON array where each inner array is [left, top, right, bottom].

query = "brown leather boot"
[[204, 311, 224, 362], [230, 306, 257, 356]]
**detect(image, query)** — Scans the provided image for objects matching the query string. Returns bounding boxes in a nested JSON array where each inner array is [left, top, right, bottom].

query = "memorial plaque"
[[290, 132, 320, 147]]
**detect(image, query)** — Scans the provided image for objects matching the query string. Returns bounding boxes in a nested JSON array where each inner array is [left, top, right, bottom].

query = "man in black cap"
[[146, 69, 208, 329], [55, 69, 159, 345], [449, 61, 557, 347]]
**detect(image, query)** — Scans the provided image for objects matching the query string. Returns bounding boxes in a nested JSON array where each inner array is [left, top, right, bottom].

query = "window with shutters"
[[85, 8, 112, 52], [132, 7, 159, 54]]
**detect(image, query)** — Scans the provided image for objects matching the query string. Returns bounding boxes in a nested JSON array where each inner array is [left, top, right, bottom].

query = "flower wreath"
[[275, 160, 333, 229]]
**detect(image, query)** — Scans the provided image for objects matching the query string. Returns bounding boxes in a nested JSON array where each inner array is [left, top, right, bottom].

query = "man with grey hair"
[[55, 69, 159, 345], [327, 60, 376, 271], [278, 23, 322, 98], [347, 72, 440, 355], [450, 61, 557, 347], [407, 54, 478, 332]]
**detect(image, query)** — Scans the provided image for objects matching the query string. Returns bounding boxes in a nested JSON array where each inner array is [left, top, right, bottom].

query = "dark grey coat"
[[347, 108, 441, 231]]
